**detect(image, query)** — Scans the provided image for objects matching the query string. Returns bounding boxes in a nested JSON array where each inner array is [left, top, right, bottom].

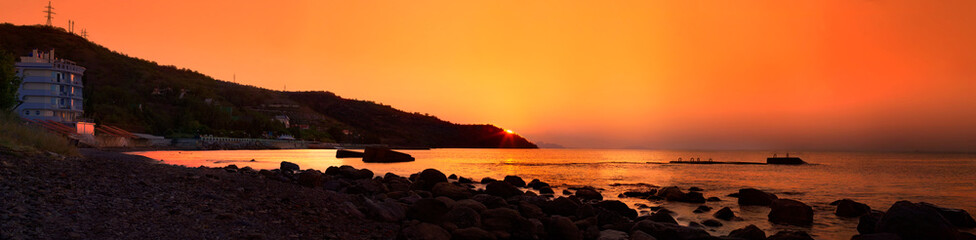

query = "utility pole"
[[43, 1, 55, 27], [68, 20, 73, 33], [81, 29, 88, 39]]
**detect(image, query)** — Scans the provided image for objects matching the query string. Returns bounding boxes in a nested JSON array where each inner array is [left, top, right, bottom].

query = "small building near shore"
[[14, 49, 86, 123]]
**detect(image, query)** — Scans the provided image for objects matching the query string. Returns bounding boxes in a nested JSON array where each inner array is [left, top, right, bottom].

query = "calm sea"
[[128, 149, 976, 239]]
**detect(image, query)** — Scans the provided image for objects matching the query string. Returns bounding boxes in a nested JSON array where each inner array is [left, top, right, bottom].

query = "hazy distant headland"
[[0, 24, 536, 148]]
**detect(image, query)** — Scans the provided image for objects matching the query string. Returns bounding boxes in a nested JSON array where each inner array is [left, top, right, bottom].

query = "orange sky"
[[2, 0, 975, 151]]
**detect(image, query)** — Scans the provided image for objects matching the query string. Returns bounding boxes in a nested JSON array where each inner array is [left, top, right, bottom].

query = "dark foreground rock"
[[768, 199, 814, 226], [336, 149, 365, 158], [713, 207, 735, 220], [919, 202, 976, 229], [363, 147, 415, 163], [728, 224, 766, 240], [767, 230, 814, 240], [630, 220, 710, 240], [875, 201, 960, 240], [835, 199, 872, 217], [738, 188, 778, 206]]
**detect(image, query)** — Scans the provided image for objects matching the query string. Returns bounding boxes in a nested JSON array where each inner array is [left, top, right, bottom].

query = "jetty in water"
[[667, 154, 807, 165]]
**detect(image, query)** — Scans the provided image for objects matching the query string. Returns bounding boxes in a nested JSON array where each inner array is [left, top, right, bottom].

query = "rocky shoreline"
[[2, 149, 975, 240]]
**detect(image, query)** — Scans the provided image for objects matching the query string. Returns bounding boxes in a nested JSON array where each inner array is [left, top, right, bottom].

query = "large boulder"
[[920, 202, 976, 228], [858, 210, 885, 234], [766, 231, 813, 240], [768, 199, 814, 226], [647, 211, 678, 225], [547, 215, 583, 240], [629, 230, 656, 240], [629, 220, 710, 240], [335, 149, 364, 158], [835, 199, 872, 217], [518, 201, 546, 219], [481, 208, 534, 239], [451, 227, 497, 240], [851, 233, 903, 240], [432, 182, 473, 200], [738, 188, 778, 206], [413, 169, 449, 191], [656, 187, 685, 201], [443, 206, 482, 229], [541, 197, 581, 216], [677, 192, 705, 203], [455, 199, 488, 213], [875, 201, 959, 240], [471, 194, 508, 209], [713, 207, 735, 221], [597, 229, 629, 240], [363, 147, 415, 163], [485, 181, 523, 198], [279, 161, 300, 173], [407, 198, 450, 223], [400, 222, 450, 240], [297, 170, 324, 187], [575, 187, 604, 201], [527, 179, 550, 189], [728, 224, 766, 240], [363, 198, 407, 222], [503, 175, 527, 187], [595, 200, 638, 219]]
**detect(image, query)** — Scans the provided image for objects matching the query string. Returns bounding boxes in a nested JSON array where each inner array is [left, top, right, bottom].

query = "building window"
[[35, 111, 40, 115], [24, 110, 29, 115]]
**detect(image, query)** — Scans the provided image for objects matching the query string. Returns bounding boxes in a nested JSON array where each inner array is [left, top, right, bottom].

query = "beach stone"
[[919, 202, 976, 228], [693, 205, 712, 213], [623, 191, 655, 198], [485, 181, 523, 198], [364, 198, 407, 222], [363, 147, 415, 163], [547, 215, 583, 240], [768, 199, 814, 226], [563, 189, 574, 195], [542, 197, 581, 216], [407, 198, 450, 223], [706, 197, 721, 202], [455, 199, 488, 213], [851, 233, 903, 240], [480, 177, 497, 184], [458, 177, 473, 184], [702, 219, 722, 227], [518, 201, 546, 219], [575, 187, 604, 201], [595, 200, 638, 219], [448, 174, 457, 179], [527, 179, 550, 189], [876, 201, 959, 240], [738, 188, 778, 206], [413, 169, 448, 191], [728, 224, 766, 240], [629, 230, 656, 240], [471, 194, 508, 209], [539, 186, 555, 194], [432, 182, 473, 200], [400, 222, 450, 240], [766, 230, 814, 240], [451, 227, 497, 240], [503, 175, 526, 187], [629, 220, 710, 240], [443, 206, 481, 229], [858, 210, 885, 234], [297, 170, 323, 187], [598, 229, 629, 240], [678, 192, 706, 203], [279, 161, 299, 173], [647, 211, 678, 224], [835, 199, 872, 217], [688, 187, 703, 192], [713, 207, 735, 220], [481, 208, 533, 238], [656, 187, 685, 201]]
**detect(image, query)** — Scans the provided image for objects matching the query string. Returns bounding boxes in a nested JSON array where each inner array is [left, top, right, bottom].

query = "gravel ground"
[[0, 148, 398, 240]]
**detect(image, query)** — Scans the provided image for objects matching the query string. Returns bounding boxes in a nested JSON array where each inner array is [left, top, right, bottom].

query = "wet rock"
[[876, 201, 959, 240], [629, 220, 710, 240], [527, 179, 550, 189], [413, 169, 449, 191], [688, 187, 703, 192], [766, 231, 813, 240], [678, 192, 706, 203], [279, 161, 299, 173], [851, 233, 903, 240], [623, 190, 655, 198], [595, 200, 638, 219], [539, 186, 555, 194], [548, 215, 583, 240], [364, 198, 407, 222], [448, 174, 458, 179], [728, 224, 766, 240], [575, 187, 604, 201], [542, 197, 581, 216], [451, 227, 497, 240], [768, 199, 814, 226], [443, 206, 481, 229], [481, 208, 533, 239], [407, 199, 450, 223], [692, 205, 712, 213], [656, 187, 685, 201], [599, 229, 629, 240], [363, 147, 415, 163], [503, 175, 527, 188], [335, 149, 364, 158], [629, 230, 656, 240], [400, 222, 450, 240], [480, 177, 497, 184], [713, 207, 735, 221], [297, 170, 324, 187], [701, 219, 722, 227], [518, 201, 546, 219], [737, 188, 778, 206], [471, 194, 508, 209], [706, 197, 721, 202], [456, 199, 488, 213], [835, 199, 872, 217], [647, 211, 678, 224], [919, 202, 976, 228], [858, 210, 885, 234], [458, 177, 473, 184], [432, 182, 473, 200], [485, 181, 523, 198]]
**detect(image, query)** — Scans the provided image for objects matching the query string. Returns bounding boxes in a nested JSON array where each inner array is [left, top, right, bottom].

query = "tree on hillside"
[[0, 48, 22, 111]]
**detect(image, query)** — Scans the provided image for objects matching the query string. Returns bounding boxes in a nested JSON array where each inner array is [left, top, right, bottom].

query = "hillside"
[[0, 24, 536, 148]]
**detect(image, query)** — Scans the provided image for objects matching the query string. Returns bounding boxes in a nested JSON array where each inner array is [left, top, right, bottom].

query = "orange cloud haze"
[[2, 0, 974, 151]]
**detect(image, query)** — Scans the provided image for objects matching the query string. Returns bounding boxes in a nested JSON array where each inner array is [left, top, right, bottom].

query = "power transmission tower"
[[81, 29, 88, 39], [68, 20, 74, 33], [44, 1, 55, 27]]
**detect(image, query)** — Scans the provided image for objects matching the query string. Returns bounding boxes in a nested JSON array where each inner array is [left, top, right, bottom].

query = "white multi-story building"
[[14, 49, 85, 123]]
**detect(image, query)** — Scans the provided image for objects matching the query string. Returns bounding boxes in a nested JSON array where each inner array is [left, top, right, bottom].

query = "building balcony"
[[17, 102, 83, 112], [21, 76, 84, 87]]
